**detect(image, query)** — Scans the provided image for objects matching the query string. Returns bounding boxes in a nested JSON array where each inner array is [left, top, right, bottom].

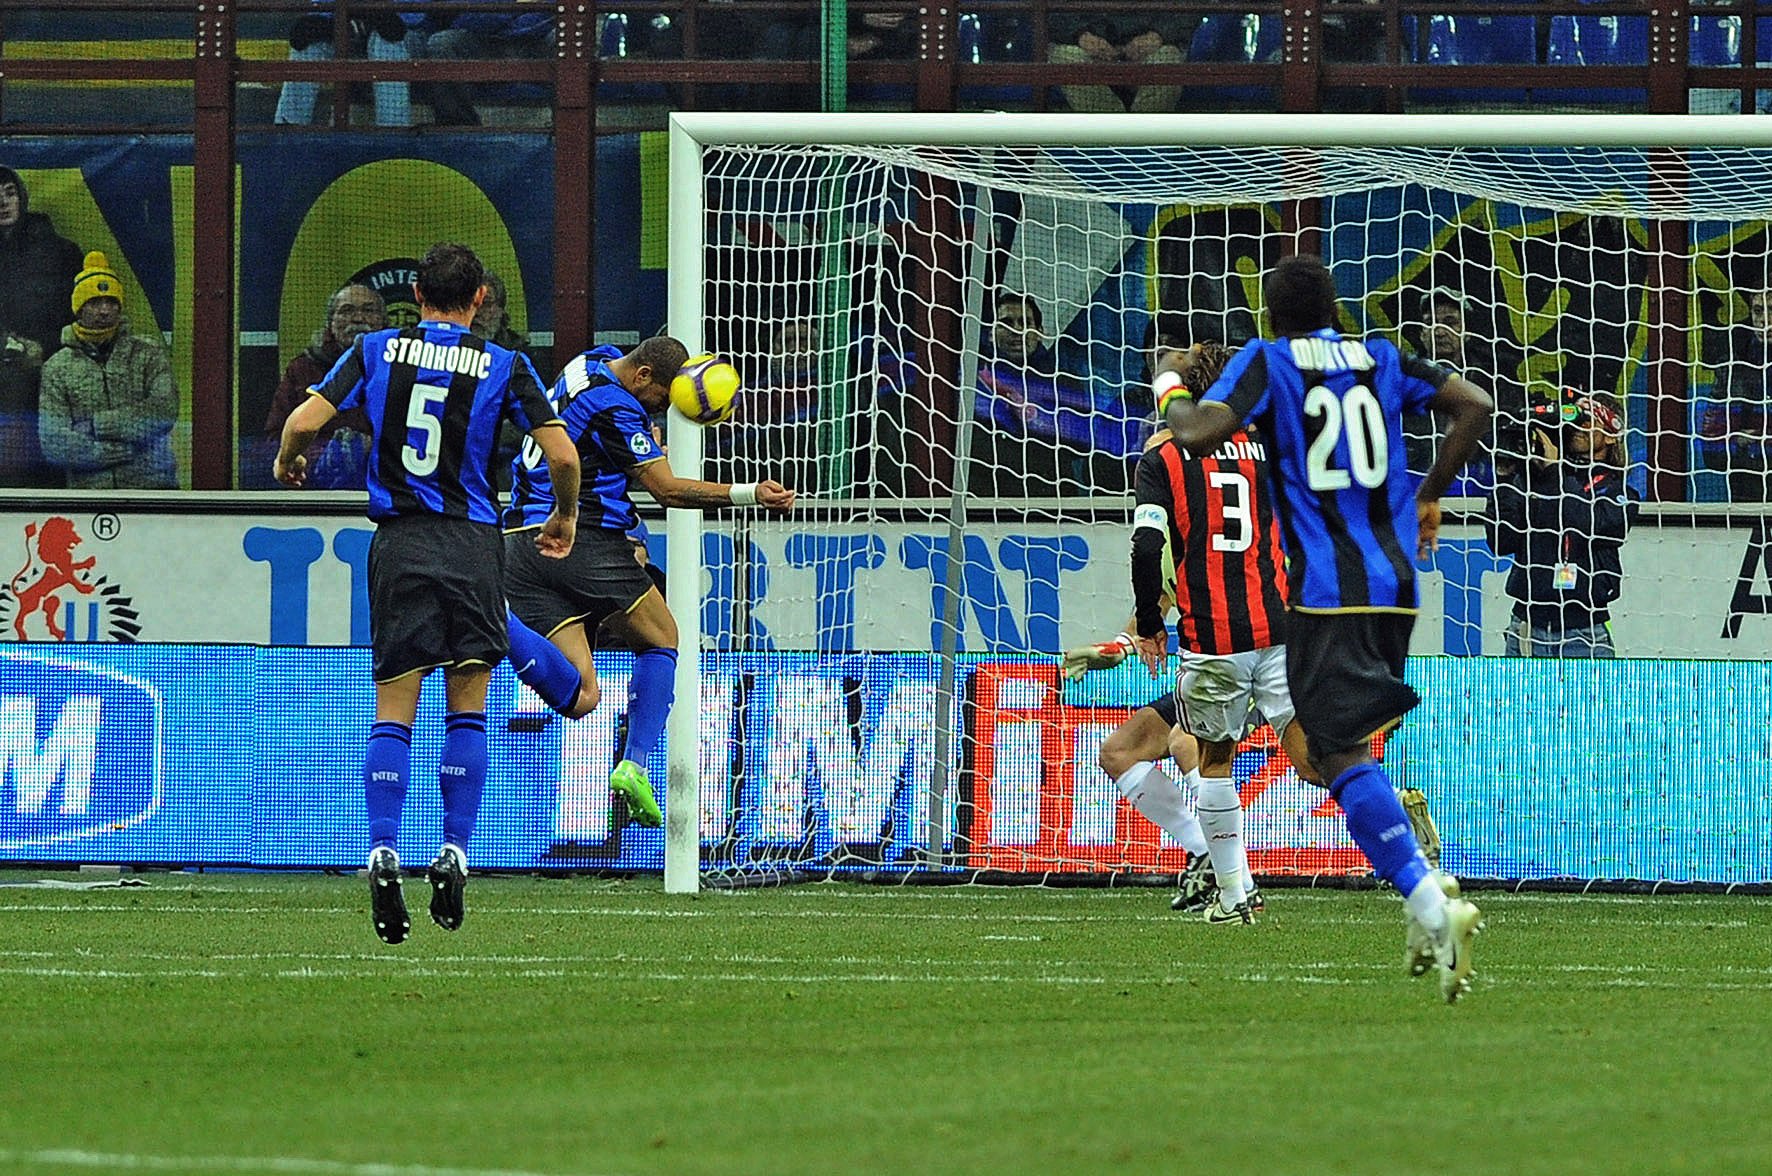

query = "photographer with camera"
[[1485, 386, 1640, 658]]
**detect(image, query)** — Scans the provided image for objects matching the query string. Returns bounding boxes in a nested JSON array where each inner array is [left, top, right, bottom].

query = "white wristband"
[[728, 482, 759, 507]]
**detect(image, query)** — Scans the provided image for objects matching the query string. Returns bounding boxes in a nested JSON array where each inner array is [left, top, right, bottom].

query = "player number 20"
[[402, 382, 450, 477], [1304, 383, 1388, 491]]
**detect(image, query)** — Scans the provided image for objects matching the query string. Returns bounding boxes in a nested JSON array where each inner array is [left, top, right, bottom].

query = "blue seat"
[[1542, 13, 1648, 106], [1413, 11, 1537, 104], [1690, 12, 1741, 66], [1186, 13, 1282, 108], [595, 13, 672, 106], [958, 12, 1034, 109], [1687, 12, 1744, 111]]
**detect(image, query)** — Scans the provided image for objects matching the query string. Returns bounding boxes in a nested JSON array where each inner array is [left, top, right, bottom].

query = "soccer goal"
[[661, 113, 1772, 894]]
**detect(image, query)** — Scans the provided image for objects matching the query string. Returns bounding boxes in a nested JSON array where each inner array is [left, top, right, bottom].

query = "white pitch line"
[[0, 1148, 604, 1176]]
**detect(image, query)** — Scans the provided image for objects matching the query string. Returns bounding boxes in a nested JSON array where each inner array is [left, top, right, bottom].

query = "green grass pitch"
[[0, 873, 1767, 1176]]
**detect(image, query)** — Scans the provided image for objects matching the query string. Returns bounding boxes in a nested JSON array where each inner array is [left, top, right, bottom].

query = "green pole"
[[821, 0, 847, 113], [816, 0, 853, 492]]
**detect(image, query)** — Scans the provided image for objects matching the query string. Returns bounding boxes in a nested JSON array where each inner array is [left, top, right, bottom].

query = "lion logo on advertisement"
[[0, 517, 140, 642]]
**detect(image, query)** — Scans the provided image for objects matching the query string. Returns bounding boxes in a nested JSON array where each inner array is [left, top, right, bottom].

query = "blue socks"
[[1332, 761, 1431, 898], [364, 721, 412, 850], [506, 611, 583, 715], [440, 711, 488, 848], [622, 647, 678, 767]]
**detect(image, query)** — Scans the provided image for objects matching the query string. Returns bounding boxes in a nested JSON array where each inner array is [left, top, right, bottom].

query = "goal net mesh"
[[679, 134, 1772, 887]]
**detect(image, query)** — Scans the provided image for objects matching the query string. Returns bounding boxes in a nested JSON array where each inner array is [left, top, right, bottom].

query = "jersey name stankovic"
[[381, 336, 495, 380], [1287, 336, 1375, 374]]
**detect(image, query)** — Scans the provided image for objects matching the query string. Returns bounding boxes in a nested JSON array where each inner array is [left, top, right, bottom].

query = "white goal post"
[[662, 113, 1772, 893]]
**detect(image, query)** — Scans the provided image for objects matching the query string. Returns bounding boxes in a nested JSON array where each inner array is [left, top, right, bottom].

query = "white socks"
[[1195, 772, 1247, 909], [1113, 762, 1208, 857], [1404, 869, 1451, 937]]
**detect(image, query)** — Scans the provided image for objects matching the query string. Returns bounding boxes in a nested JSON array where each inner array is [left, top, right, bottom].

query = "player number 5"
[[402, 381, 450, 477], [1304, 383, 1388, 491]]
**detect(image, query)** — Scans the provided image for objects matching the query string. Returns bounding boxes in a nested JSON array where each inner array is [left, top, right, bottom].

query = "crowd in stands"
[[0, 169, 176, 490]]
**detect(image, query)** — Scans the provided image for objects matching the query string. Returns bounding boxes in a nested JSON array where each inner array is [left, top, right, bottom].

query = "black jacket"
[[0, 166, 84, 361], [1486, 458, 1639, 632]]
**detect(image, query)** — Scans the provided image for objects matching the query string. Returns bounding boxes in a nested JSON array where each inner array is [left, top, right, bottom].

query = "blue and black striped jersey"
[[311, 320, 557, 524], [1201, 330, 1447, 613], [503, 345, 664, 534]]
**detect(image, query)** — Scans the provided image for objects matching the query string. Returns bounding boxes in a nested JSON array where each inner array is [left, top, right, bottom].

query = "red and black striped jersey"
[[1132, 429, 1288, 654]]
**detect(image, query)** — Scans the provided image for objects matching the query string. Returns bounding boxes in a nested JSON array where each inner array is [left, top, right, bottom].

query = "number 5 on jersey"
[[402, 381, 450, 476], [1305, 383, 1388, 491]]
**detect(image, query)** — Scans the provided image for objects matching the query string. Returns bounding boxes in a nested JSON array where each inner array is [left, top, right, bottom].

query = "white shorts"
[[1173, 644, 1294, 744]]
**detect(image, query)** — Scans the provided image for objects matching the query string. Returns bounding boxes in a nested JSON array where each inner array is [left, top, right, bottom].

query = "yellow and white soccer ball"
[[670, 354, 742, 425]]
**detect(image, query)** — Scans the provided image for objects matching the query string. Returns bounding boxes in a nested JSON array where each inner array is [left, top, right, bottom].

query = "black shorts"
[[1144, 693, 1180, 728], [1285, 610, 1421, 763], [368, 514, 507, 683], [504, 526, 655, 638]]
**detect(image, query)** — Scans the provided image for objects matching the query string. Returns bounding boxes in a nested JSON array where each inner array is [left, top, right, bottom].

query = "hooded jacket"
[[38, 319, 178, 489], [0, 167, 85, 359]]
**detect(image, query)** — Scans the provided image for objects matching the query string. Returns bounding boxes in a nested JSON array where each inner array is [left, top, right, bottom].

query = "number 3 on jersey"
[[1304, 383, 1388, 491], [1207, 470, 1253, 553], [402, 381, 450, 476]]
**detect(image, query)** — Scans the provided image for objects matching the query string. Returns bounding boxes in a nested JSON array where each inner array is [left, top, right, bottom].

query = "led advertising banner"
[[1, 646, 1767, 883], [1, 510, 1769, 658]]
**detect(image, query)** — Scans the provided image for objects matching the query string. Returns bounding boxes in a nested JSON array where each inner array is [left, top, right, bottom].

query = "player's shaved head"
[[630, 335, 690, 381], [1266, 255, 1339, 337], [416, 243, 486, 314]]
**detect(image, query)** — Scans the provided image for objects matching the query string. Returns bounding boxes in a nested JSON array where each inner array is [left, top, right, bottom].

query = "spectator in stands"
[[38, 252, 178, 489], [274, 2, 428, 127], [970, 291, 1134, 497], [263, 283, 383, 490], [1048, 11, 1188, 113], [1402, 286, 1523, 489], [472, 270, 542, 495], [1699, 286, 1772, 503], [1485, 388, 1639, 658], [0, 165, 82, 487], [752, 7, 917, 108], [472, 270, 535, 362], [425, 1, 553, 126]]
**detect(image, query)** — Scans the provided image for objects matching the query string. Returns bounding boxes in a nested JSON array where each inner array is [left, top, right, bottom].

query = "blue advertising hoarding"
[[1, 646, 1767, 884]]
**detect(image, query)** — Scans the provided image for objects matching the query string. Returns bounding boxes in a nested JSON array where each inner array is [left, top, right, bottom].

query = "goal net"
[[656, 114, 1772, 892]]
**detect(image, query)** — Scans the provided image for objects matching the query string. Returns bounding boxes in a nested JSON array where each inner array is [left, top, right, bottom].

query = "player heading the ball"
[[502, 337, 795, 828]]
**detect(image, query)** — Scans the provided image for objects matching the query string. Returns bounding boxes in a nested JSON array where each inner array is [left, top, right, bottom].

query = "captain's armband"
[[1132, 502, 1169, 533]]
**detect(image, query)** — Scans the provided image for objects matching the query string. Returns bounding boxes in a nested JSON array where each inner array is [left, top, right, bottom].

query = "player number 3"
[[1304, 382, 1388, 491]]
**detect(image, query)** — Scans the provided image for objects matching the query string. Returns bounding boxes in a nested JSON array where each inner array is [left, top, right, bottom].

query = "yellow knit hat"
[[71, 251, 123, 314]]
